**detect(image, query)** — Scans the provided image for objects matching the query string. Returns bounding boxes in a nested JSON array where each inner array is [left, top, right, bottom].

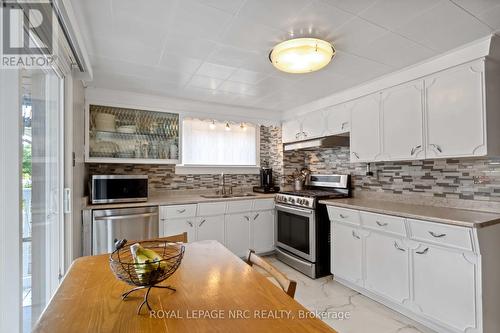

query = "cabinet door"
[[226, 213, 251, 257], [325, 104, 350, 134], [331, 222, 363, 285], [161, 217, 195, 242], [196, 215, 225, 244], [413, 245, 477, 332], [282, 119, 302, 143], [382, 81, 424, 160], [350, 93, 382, 162], [301, 110, 325, 140], [425, 63, 486, 158], [251, 210, 275, 253], [365, 232, 409, 304]]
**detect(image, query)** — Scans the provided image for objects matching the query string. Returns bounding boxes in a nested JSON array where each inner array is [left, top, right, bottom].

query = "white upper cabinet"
[[282, 119, 302, 143], [425, 62, 486, 158], [300, 110, 326, 140], [381, 81, 425, 160], [350, 93, 382, 162], [325, 104, 350, 135]]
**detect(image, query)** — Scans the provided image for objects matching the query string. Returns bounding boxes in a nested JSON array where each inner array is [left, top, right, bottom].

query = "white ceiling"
[[71, 0, 500, 112]]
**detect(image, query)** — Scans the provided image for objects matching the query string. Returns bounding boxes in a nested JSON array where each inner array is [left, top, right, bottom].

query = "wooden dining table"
[[33, 240, 336, 333]]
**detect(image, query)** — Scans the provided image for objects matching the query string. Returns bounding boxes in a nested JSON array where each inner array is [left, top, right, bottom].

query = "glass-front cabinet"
[[85, 104, 180, 164]]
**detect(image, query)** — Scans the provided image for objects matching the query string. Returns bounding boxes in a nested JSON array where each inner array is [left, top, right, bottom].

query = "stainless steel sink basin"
[[200, 193, 257, 199]]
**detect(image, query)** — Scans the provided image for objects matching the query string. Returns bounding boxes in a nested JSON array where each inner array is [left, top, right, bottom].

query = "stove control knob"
[[304, 200, 309, 207], [288, 197, 295, 204]]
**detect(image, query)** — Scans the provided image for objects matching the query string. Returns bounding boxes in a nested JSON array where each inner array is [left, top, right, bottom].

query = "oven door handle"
[[275, 204, 313, 215]]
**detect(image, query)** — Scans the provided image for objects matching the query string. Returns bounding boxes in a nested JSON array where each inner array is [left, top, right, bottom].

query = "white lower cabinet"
[[161, 217, 196, 242], [226, 212, 252, 257], [364, 232, 409, 304], [332, 222, 363, 285], [413, 244, 477, 332], [196, 215, 225, 244], [226, 209, 275, 257], [328, 206, 482, 333], [251, 210, 275, 253]]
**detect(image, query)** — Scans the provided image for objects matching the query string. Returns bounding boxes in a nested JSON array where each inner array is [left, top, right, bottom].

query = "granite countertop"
[[84, 191, 276, 210], [319, 198, 500, 228]]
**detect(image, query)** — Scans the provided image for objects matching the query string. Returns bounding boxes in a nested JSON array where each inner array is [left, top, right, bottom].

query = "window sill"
[[175, 165, 260, 175]]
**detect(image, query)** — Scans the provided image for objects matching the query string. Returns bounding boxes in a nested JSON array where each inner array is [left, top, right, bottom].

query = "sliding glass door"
[[21, 68, 64, 332]]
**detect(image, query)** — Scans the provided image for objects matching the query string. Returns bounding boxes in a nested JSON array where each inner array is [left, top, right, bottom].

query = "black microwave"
[[90, 175, 148, 204]]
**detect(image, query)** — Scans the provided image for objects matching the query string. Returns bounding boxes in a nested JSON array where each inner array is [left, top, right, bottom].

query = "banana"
[[130, 243, 165, 283]]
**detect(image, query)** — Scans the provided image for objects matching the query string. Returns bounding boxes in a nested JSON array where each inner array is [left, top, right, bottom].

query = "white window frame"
[[176, 123, 260, 175]]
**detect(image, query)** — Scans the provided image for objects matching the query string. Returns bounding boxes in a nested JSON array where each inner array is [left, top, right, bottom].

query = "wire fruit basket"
[[109, 239, 185, 314]]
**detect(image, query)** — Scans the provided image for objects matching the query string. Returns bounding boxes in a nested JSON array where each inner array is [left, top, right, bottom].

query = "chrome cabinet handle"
[[430, 144, 442, 153], [352, 231, 360, 239], [187, 221, 193, 227], [352, 152, 360, 159], [428, 231, 446, 238], [295, 132, 300, 139], [341, 122, 348, 130], [394, 242, 406, 252], [376, 221, 388, 227], [416, 247, 429, 255], [339, 214, 348, 219], [253, 213, 260, 220], [244, 216, 250, 221], [410, 145, 422, 156], [302, 131, 308, 138], [177, 209, 186, 214], [199, 219, 206, 227]]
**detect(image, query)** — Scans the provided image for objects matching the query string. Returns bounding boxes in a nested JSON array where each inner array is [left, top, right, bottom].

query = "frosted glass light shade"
[[269, 38, 335, 74]]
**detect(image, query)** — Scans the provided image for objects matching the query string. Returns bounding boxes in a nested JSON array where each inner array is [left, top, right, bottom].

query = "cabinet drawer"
[[197, 202, 226, 216], [227, 200, 254, 214], [327, 206, 361, 225], [162, 204, 197, 219], [361, 211, 406, 236], [408, 219, 473, 251], [254, 198, 275, 211]]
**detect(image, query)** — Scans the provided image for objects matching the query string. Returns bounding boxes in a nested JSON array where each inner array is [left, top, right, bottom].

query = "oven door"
[[275, 203, 316, 262]]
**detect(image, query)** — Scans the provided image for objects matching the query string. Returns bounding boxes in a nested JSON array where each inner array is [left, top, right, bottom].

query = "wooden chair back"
[[149, 232, 188, 243], [246, 250, 297, 298]]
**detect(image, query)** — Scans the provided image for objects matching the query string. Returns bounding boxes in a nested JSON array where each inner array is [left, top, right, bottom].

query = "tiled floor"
[[263, 256, 430, 333]]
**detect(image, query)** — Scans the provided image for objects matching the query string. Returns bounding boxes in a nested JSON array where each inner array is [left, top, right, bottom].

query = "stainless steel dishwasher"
[[89, 206, 159, 255]]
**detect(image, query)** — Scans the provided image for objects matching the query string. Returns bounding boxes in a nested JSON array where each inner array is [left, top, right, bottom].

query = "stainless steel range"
[[275, 174, 350, 278]]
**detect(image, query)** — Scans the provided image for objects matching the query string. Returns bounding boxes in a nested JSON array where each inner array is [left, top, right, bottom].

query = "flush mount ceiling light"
[[269, 38, 335, 74]]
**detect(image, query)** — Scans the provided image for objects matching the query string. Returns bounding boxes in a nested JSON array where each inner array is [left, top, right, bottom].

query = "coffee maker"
[[253, 167, 280, 193]]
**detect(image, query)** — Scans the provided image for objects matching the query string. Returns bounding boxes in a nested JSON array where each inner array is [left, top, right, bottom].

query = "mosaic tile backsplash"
[[87, 123, 500, 202], [283, 147, 500, 202]]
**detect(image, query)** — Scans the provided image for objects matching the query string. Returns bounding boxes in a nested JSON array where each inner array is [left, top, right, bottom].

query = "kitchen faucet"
[[220, 172, 233, 196]]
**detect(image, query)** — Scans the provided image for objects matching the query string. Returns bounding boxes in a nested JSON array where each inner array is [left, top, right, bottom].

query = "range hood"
[[284, 133, 350, 151]]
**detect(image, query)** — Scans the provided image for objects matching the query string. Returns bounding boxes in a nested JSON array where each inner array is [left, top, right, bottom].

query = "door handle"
[[341, 122, 348, 130], [394, 242, 406, 252], [94, 212, 158, 221], [429, 144, 442, 153], [187, 221, 193, 227], [416, 247, 429, 255], [199, 219, 206, 227], [339, 214, 348, 219], [253, 213, 259, 220], [244, 216, 250, 221], [352, 152, 360, 159], [295, 132, 300, 139], [376, 221, 388, 227], [428, 231, 446, 238], [352, 231, 360, 239], [177, 209, 186, 214], [410, 145, 422, 156]]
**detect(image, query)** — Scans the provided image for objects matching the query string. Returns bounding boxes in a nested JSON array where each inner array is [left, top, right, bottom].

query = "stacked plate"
[[95, 113, 116, 132]]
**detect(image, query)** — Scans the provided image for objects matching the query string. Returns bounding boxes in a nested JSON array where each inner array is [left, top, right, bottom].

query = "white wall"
[[0, 69, 22, 333]]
